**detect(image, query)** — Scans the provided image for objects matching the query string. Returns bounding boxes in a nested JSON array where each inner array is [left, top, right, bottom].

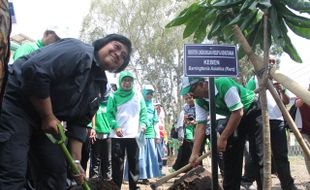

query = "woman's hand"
[[115, 128, 123, 137], [90, 128, 96, 144], [140, 126, 146, 134]]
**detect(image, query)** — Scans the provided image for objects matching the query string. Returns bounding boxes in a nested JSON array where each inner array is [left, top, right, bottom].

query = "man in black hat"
[[0, 34, 132, 190]]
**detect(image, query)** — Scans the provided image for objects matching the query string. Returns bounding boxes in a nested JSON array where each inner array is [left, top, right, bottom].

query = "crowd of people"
[[0, 30, 309, 190]]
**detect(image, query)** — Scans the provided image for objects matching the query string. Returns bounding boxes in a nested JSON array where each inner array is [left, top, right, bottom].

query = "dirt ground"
[[121, 155, 310, 190]]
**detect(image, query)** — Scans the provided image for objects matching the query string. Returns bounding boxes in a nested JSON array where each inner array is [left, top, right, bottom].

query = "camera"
[[187, 116, 195, 121]]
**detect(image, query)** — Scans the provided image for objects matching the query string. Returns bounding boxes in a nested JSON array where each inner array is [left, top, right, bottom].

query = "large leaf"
[[246, 20, 263, 48], [228, 13, 244, 26], [183, 9, 206, 38], [269, 6, 285, 47], [207, 14, 227, 39], [279, 19, 303, 63], [283, 36, 303, 63], [212, 0, 243, 9], [193, 19, 208, 43], [257, 0, 272, 9], [165, 3, 203, 28], [286, 20, 310, 39], [239, 10, 258, 31], [240, 0, 256, 12], [221, 26, 231, 41], [281, 7, 310, 27], [204, 8, 218, 23], [282, 0, 310, 13], [242, 10, 263, 36], [193, 9, 218, 43]]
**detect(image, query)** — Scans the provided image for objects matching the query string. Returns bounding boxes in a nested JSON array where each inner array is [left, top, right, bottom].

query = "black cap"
[[93, 34, 132, 73]]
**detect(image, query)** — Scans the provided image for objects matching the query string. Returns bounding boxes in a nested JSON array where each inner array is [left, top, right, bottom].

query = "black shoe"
[[241, 176, 254, 184], [283, 185, 299, 190], [241, 176, 254, 188]]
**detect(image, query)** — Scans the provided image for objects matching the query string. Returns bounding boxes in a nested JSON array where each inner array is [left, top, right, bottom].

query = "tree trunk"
[[0, 0, 11, 108], [261, 11, 271, 190]]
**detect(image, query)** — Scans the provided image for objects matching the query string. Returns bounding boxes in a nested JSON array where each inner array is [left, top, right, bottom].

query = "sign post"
[[184, 44, 238, 190], [9, 2, 16, 24]]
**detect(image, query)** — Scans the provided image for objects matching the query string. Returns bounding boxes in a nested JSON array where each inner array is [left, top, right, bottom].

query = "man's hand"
[[217, 135, 228, 152], [189, 153, 199, 167], [41, 114, 60, 135], [73, 161, 86, 185], [30, 96, 59, 134]]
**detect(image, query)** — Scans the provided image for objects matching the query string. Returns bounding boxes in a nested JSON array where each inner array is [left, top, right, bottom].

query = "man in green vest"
[[180, 76, 264, 190], [13, 30, 60, 60]]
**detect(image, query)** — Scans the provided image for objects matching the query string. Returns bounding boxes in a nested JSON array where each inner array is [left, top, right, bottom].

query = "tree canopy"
[[166, 0, 310, 63]]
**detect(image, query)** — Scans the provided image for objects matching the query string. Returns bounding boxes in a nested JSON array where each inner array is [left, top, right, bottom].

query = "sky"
[[9, 0, 310, 87], [10, 0, 90, 39]]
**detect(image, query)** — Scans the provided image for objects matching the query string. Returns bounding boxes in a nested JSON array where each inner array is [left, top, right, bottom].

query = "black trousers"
[[243, 120, 295, 190], [81, 128, 91, 171], [89, 137, 111, 179], [222, 102, 264, 190], [0, 101, 67, 190], [172, 139, 194, 171], [111, 138, 139, 190]]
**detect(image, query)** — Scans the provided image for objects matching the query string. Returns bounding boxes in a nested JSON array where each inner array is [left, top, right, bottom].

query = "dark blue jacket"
[[2, 38, 107, 141]]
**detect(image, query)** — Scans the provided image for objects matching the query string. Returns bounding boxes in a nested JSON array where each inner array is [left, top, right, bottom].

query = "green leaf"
[[165, 3, 202, 28], [281, 7, 310, 28], [282, 0, 310, 13], [193, 8, 219, 43], [227, 13, 244, 26], [278, 19, 303, 63], [239, 10, 258, 31], [212, 0, 243, 9], [269, 6, 285, 46], [183, 9, 206, 39], [193, 20, 208, 43], [246, 20, 263, 48], [223, 25, 234, 41], [207, 15, 223, 39], [283, 35, 303, 63], [286, 20, 310, 39], [203, 8, 218, 23], [248, 1, 258, 10], [240, 0, 256, 12], [257, 0, 272, 9]]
